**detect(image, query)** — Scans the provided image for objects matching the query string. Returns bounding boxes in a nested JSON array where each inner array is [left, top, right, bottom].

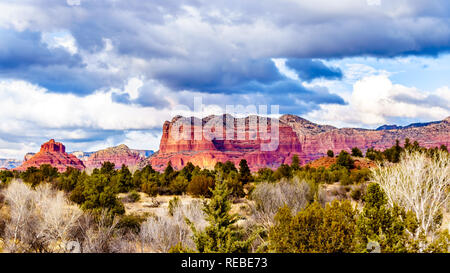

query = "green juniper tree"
[[186, 180, 256, 253], [327, 150, 334, 158], [356, 183, 409, 252], [291, 154, 300, 171], [238, 159, 252, 185]]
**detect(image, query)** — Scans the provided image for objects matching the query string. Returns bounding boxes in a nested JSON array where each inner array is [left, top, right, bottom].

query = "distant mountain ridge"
[[0, 158, 22, 169], [376, 120, 442, 130]]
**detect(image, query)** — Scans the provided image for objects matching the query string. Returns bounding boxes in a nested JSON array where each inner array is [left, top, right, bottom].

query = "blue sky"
[[0, 0, 449, 158]]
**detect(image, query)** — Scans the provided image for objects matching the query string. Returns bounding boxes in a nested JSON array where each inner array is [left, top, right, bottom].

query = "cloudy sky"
[[1, 0, 450, 158]]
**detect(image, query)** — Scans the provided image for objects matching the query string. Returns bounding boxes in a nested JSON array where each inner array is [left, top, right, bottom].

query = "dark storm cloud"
[[153, 59, 284, 93], [2, 0, 450, 97], [285, 59, 342, 82], [0, 1, 449, 118], [0, 29, 122, 94], [0, 29, 82, 69]]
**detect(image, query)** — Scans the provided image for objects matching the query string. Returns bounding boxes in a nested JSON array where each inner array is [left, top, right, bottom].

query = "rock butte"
[[84, 144, 145, 171], [15, 139, 85, 172], [149, 114, 450, 171]]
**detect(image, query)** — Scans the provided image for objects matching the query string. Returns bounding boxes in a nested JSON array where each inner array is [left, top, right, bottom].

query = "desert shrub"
[[269, 200, 357, 253], [133, 164, 158, 189], [371, 150, 450, 251], [366, 147, 384, 161], [187, 175, 215, 197], [335, 150, 355, 169], [350, 168, 371, 184], [126, 191, 140, 203], [2, 180, 82, 253], [214, 161, 238, 177], [168, 196, 181, 216], [0, 170, 14, 184], [350, 187, 363, 201], [273, 164, 292, 180], [382, 140, 403, 163], [116, 214, 145, 235], [351, 147, 363, 157], [99, 162, 117, 177], [55, 167, 83, 192], [169, 175, 189, 195], [356, 183, 410, 253], [80, 174, 125, 215], [115, 165, 134, 193], [238, 159, 252, 184], [255, 168, 275, 182], [291, 155, 300, 170], [224, 171, 245, 198], [140, 200, 206, 252], [250, 177, 311, 229], [141, 181, 158, 197], [73, 211, 137, 253], [327, 150, 334, 157]]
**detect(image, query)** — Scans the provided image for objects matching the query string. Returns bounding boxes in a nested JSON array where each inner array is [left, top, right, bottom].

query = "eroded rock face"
[[15, 139, 85, 172], [150, 114, 450, 171], [151, 115, 303, 171], [84, 144, 145, 170]]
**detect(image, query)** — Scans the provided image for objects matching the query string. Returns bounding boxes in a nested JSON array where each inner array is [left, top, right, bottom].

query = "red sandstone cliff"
[[149, 114, 450, 171], [15, 139, 85, 172], [84, 144, 145, 171]]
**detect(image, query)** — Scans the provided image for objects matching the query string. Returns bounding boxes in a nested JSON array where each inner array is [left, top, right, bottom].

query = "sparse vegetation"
[[0, 141, 448, 253]]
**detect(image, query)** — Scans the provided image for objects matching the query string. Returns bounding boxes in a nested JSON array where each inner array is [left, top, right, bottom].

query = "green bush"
[[117, 214, 145, 234], [127, 191, 141, 203], [239, 159, 252, 184], [351, 147, 363, 157], [335, 151, 355, 169], [168, 196, 181, 216], [141, 181, 158, 197], [116, 164, 133, 193], [79, 174, 125, 215], [169, 175, 189, 194], [350, 188, 362, 200], [327, 150, 334, 157], [187, 175, 215, 197], [269, 200, 357, 253]]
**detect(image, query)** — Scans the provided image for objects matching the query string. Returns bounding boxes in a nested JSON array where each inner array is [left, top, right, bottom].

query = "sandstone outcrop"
[[84, 144, 146, 171], [15, 139, 85, 172], [149, 114, 450, 171]]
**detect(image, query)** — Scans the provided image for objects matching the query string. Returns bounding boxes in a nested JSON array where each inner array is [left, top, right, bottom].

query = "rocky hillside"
[[149, 114, 450, 171], [150, 115, 302, 171], [84, 144, 146, 171], [15, 139, 85, 172]]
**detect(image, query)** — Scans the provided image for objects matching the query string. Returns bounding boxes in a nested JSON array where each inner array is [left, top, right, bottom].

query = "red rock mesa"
[[15, 139, 85, 172]]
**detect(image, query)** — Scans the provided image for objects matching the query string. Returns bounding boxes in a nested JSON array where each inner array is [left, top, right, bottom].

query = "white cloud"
[[0, 80, 172, 131], [0, 79, 174, 158], [42, 31, 78, 55], [67, 0, 81, 7], [305, 74, 450, 127], [122, 131, 161, 151], [271, 58, 299, 80]]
